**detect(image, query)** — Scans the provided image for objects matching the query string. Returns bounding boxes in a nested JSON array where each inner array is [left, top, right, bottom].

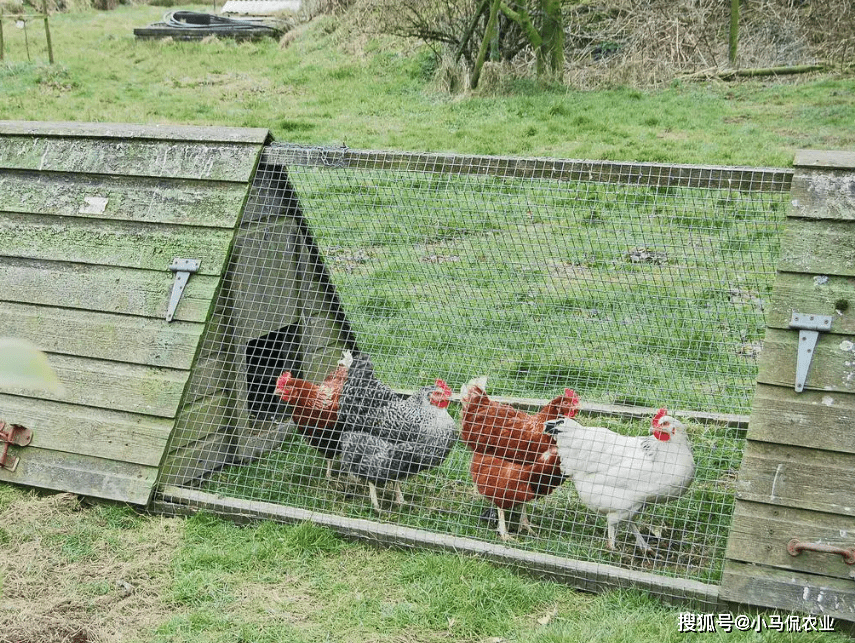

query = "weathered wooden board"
[[0, 393, 173, 466], [168, 393, 234, 451], [182, 355, 231, 404], [0, 258, 219, 322], [0, 136, 265, 182], [0, 302, 203, 370], [263, 145, 792, 193], [0, 121, 271, 505], [794, 149, 855, 170], [725, 500, 855, 580], [735, 441, 855, 516], [777, 218, 855, 277], [721, 561, 855, 621], [0, 120, 271, 143], [0, 213, 234, 276], [765, 272, 855, 334], [748, 384, 855, 454], [0, 448, 159, 505], [31, 354, 190, 418], [158, 432, 234, 488], [227, 219, 301, 341], [757, 327, 855, 393], [791, 170, 855, 222], [0, 171, 249, 228]]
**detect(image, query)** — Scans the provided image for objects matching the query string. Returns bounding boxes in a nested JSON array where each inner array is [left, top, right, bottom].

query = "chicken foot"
[[365, 481, 406, 513], [518, 505, 536, 536], [606, 517, 653, 554], [496, 506, 536, 542], [496, 507, 515, 542], [367, 481, 382, 513]]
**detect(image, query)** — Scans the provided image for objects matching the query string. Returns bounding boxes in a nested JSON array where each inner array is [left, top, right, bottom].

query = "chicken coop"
[[1, 121, 853, 623]]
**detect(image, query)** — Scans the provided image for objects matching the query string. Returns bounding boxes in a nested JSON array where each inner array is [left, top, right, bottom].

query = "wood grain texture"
[[0, 213, 234, 275], [748, 384, 855, 454], [735, 441, 855, 516], [720, 561, 855, 621], [765, 272, 855, 334], [0, 302, 203, 370], [777, 218, 855, 277], [169, 393, 234, 451], [0, 135, 265, 181], [226, 219, 301, 341], [0, 393, 173, 466], [0, 170, 248, 227], [0, 258, 220, 322], [0, 120, 270, 143], [790, 170, 855, 221], [0, 448, 158, 505], [756, 327, 855, 393], [25, 354, 190, 418], [264, 146, 792, 192], [794, 149, 855, 170], [725, 500, 855, 580], [158, 432, 234, 487]]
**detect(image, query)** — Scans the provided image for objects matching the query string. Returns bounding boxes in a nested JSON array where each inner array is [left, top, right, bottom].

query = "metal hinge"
[[166, 258, 201, 322], [0, 422, 32, 472], [789, 312, 833, 393]]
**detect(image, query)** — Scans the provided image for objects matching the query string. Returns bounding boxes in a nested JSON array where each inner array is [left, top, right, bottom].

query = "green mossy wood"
[[721, 150, 855, 622], [0, 121, 270, 504]]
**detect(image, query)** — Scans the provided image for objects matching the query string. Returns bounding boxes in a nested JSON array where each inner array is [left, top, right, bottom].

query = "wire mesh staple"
[[159, 145, 792, 603]]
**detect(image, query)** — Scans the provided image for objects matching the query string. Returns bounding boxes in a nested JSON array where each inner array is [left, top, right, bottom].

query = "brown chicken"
[[470, 446, 565, 541], [274, 350, 353, 479], [460, 377, 580, 464]]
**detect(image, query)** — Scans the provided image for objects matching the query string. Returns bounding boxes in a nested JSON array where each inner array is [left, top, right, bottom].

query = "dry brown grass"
[[343, 0, 854, 89], [0, 492, 181, 643], [562, 0, 830, 88]]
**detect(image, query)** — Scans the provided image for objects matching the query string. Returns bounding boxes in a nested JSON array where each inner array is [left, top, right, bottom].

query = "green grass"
[[1, 6, 854, 165], [1, 5, 854, 640], [290, 165, 782, 413]]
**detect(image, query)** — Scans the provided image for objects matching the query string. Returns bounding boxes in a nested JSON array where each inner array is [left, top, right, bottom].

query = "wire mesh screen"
[[160, 145, 792, 602]]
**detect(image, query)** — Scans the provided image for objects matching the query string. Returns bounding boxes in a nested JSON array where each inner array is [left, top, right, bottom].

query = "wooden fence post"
[[729, 0, 739, 67], [720, 150, 855, 622]]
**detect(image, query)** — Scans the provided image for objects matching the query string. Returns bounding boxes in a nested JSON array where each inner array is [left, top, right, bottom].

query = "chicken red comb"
[[275, 372, 293, 398], [652, 407, 668, 428], [564, 388, 581, 417], [435, 378, 452, 396]]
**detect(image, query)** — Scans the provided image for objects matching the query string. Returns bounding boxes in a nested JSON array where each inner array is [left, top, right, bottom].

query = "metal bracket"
[[0, 422, 33, 472], [166, 258, 201, 322], [788, 538, 855, 565], [788, 312, 832, 393]]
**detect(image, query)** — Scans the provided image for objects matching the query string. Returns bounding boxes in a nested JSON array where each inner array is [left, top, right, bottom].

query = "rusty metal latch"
[[787, 538, 855, 565], [789, 312, 832, 392], [166, 258, 201, 322], [0, 422, 32, 472]]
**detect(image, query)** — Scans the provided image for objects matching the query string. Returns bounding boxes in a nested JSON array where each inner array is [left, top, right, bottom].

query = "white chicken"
[[544, 408, 695, 553]]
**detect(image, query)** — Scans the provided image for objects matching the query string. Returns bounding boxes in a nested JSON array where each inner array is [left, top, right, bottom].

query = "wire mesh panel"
[[159, 145, 792, 603]]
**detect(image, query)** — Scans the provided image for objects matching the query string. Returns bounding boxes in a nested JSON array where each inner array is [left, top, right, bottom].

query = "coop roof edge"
[[0, 120, 272, 145], [793, 149, 855, 170], [264, 143, 793, 192]]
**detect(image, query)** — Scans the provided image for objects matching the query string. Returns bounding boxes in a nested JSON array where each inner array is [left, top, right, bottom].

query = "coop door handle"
[[787, 538, 855, 565], [166, 258, 201, 322]]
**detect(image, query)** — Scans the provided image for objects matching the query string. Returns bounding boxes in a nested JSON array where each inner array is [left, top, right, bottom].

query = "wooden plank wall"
[[161, 158, 357, 481], [0, 121, 269, 504], [720, 151, 855, 622]]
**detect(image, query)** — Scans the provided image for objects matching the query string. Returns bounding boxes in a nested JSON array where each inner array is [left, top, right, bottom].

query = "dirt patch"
[[0, 492, 182, 643]]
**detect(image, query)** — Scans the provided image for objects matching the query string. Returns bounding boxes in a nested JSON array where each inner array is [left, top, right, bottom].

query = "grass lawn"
[[1, 4, 854, 641]]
